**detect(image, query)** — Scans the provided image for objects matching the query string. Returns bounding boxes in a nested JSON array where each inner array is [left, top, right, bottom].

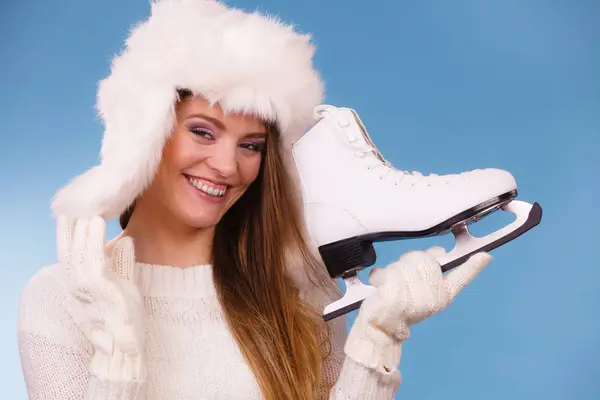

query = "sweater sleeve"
[[319, 313, 401, 400], [17, 264, 146, 399]]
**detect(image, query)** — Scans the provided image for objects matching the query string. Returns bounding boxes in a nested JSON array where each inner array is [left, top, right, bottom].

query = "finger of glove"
[[366, 265, 412, 332], [70, 218, 91, 285], [83, 217, 107, 278], [89, 327, 115, 356], [421, 246, 449, 308], [389, 249, 450, 322], [111, 324, 143, 356], [425, 246, 447, 260], [111, 236, 138, 283], [103, 309, 144, 354], [368, 287, 411, 339], [57, 216, 74, 272], [444, 252, 492, 301], [398, 250, 441, 288], [368, 267, 387, 287]]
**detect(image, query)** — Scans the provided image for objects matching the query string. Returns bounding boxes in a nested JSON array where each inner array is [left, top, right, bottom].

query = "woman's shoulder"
[[20, 263, 68, 301], [18, 263, 71, 331], [17, 263, 93, 363]]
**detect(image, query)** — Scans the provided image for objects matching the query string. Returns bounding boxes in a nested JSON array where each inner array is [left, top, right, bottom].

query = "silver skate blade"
[[323, 273, 377, 321], [437, 200, 543, 272]]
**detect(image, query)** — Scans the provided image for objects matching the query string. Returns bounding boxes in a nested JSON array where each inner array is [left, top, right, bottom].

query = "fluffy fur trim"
[[51, 0, 324, 219]]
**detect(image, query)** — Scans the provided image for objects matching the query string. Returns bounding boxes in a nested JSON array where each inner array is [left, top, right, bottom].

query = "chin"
[[178, 208, 224, 230]]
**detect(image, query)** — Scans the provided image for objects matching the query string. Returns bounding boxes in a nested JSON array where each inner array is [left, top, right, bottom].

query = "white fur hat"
[[51, 0, 324, 220]]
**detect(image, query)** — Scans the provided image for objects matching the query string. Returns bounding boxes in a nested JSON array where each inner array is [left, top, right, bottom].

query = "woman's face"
[[146, 95, 267, 229]]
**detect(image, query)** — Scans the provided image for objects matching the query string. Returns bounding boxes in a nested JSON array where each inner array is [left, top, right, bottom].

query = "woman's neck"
[[118, 205, 215, 268]]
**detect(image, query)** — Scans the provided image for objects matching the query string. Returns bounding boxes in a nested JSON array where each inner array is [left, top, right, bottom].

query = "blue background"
[[1, 0, 598, 398]]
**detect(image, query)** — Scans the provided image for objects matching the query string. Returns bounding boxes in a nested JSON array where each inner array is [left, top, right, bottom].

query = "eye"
[[240, 142, 265, 153], [189, 127, 214, 140]]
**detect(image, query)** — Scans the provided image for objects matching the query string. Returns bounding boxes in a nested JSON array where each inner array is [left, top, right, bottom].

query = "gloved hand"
[[344, 246, 492, 374], [57, 216, 146, 383]]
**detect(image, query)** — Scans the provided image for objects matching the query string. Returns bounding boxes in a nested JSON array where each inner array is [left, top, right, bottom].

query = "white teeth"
[[188, 177, 226, 197]]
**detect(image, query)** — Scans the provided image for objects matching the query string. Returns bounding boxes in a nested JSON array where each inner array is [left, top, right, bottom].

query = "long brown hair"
[[120, 103, 339, 399]]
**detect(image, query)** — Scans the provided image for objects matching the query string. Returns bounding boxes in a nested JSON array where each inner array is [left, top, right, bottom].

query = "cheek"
[[237, 155, 263, 185], [163, 133, 204, 173]]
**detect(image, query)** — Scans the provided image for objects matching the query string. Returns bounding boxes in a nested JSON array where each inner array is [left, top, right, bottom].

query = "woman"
[[17, 1, 492, 399]]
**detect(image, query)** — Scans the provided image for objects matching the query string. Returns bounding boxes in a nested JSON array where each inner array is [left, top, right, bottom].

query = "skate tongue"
[[348, 108, 387, 164], [346, 108, 426, 179]]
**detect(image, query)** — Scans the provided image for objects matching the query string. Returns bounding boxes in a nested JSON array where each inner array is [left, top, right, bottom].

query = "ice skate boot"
[[292, 105, 542, 321]]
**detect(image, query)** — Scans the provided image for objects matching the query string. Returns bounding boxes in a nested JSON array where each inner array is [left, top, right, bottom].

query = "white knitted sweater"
[[18, 262, 400, 399]]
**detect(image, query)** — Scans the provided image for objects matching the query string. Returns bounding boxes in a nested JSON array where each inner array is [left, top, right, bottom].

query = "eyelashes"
[[240, 142, 264, 152], [188, 126, 265, 153], [189, 126, 214, 140]]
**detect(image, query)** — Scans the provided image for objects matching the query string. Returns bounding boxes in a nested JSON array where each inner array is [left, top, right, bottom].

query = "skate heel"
[[318, 237, 377, 279]]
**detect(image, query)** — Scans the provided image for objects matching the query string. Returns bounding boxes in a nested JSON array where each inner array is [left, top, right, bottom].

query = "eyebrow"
[[186, 113, 267, 138]]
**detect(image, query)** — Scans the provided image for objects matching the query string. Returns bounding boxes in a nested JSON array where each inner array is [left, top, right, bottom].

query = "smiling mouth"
[[185, 175, 228, 197]]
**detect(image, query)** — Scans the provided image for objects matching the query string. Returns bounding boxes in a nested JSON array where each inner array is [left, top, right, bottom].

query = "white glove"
[[58, 216, 146, 382], [344, 246, 492, 373]]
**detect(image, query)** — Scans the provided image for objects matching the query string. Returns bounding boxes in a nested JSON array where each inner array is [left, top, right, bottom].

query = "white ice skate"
[[292, 105, 542, 321]]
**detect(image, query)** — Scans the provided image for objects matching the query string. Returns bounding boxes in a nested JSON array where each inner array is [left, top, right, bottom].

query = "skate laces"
[[355, 143, 429, 183], [345, 110, 436, 184], [315, 105, 439, 185]]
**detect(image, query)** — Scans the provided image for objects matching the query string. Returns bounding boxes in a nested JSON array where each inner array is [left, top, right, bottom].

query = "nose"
[[205, 142, 238, 178]]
